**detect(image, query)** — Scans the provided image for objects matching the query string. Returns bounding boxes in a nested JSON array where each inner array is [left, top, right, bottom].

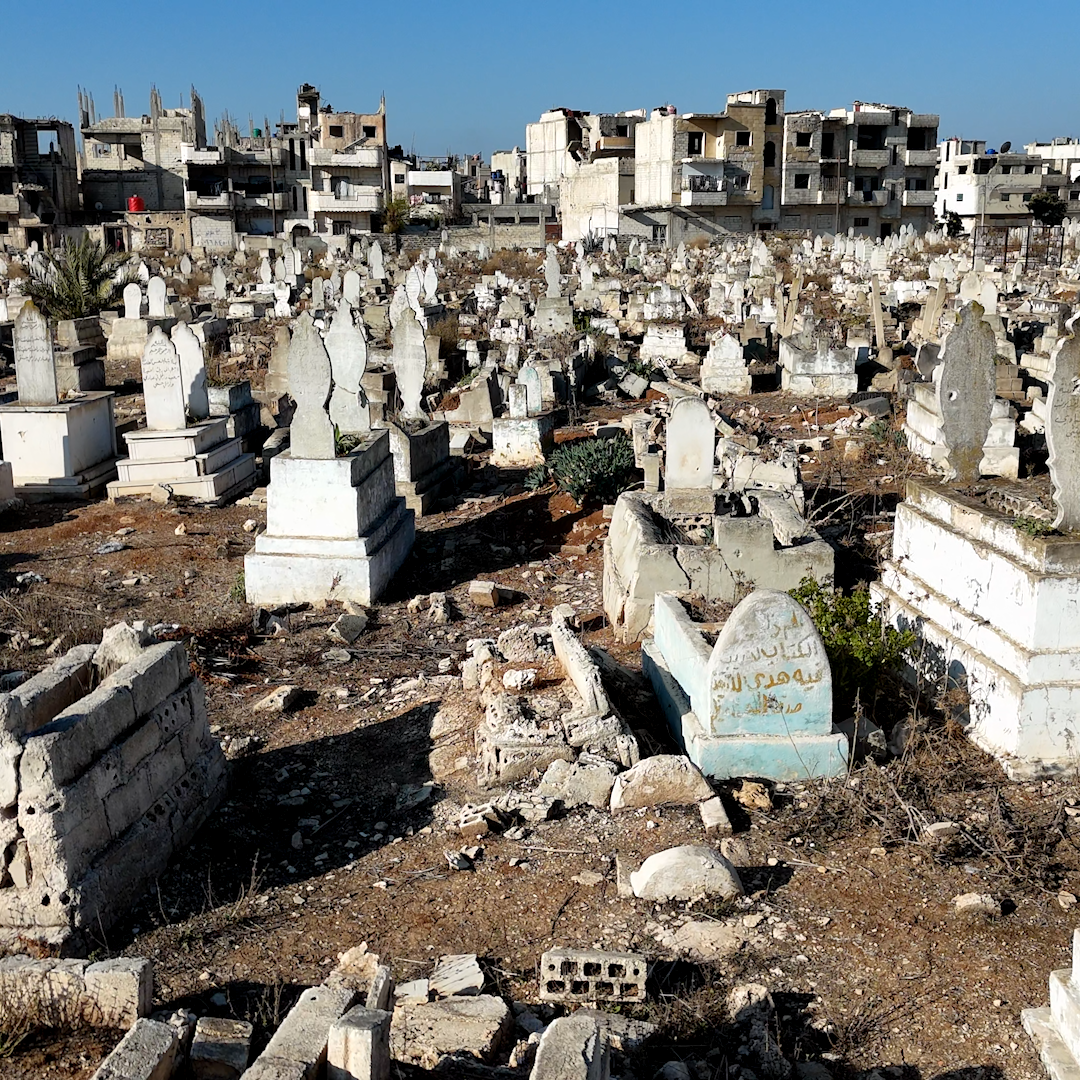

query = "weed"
[[481, 249, 538, 278], [229, 571, 246, 604], [525, 434, 637, 507], [1014, 515, 1057, 538]]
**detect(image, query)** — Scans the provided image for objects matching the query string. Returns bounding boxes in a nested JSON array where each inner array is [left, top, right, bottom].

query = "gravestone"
[[405, 266, 424, 316], [273, 282, 291, 318], [393, 306, 427, 420], [939, 302, 996, 485], [343, 269, 361, 309], [389, 284, 410, 329], [141, 327, 187, 431], [707, 591, 832, 736], [179, 254, 192, 276], [274, 257, 286, 283], [521, 365, 543, 415], [266, 325, 290, 397], [171, 322, 209, 420], [287, 313, 335, 459], [259, 257, 273, 286], [423, 263, 439, 304], [369, 241, 385, 281], [13, 301, 58, 406], [351, 241, 363, 262], [147, 276, 167, 317], [123, 282, 142, 321], [580, 261, 594, 290], [211, 265, 227, 301], [1047, 333, 1080, 530], [325, 307, 370, 434], [508, 384, 528, 419], [328, 268, 341, 296], [544, 248, 561, 299], [311, 274, 326, 311], [666, 397, 715, 494]]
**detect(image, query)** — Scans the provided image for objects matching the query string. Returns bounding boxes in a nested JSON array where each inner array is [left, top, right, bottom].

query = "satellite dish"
[[1000, 141, 1012, 153], [94, 202, 103, 210]]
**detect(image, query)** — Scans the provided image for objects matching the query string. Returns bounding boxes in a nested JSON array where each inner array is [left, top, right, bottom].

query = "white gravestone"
[[287, 313, 336, 459], [343, 269, 361, 309], [939, 302, 996, 485], [171, 322, 210, 421], [521, 365, 543, 415], [211, 265, 227, 301], [423, 263, 439, 304], [13, 301, 58, 406], [325, 307, 370, 434], [1047, 332, 1080, 530], [368, 242, 385, 281], [147, 276, 167, 318], [666, 397, 715, 491], [141, 327, 188, 431], [123, 282, 143, 321], [393, 306, 427, 421], [544, 248, 561, 299]]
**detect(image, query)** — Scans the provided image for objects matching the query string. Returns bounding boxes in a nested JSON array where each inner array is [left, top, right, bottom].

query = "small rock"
[[953, 892, 1001, 918], [253, 685, 300, 714], [469, 580, 502, 607], [95, 540, 127, 555], [571, 870, 604, 887], [502, 668, 537, 691], [430, 954, 484, 998], [150, 483, 173, 504], [242, 519, 258, 533], [329, 612, 368, 644], [629, 845, 743, 902], [733, 780, 772, 811], [700, 796, 732, 837], [445, 850, 472, 871], [923, 821, 962, 845], [609, 755, 714, 812]]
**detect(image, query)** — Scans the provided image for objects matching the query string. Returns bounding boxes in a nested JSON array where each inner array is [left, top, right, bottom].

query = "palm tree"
[[24, 235, 137, 320]]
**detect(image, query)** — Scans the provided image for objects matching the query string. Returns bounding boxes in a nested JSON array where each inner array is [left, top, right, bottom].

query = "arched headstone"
[[287, 313, 335, 458]]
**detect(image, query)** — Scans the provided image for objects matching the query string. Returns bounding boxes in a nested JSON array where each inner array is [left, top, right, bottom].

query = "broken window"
[[616, 124, 629, 138], [821, 132, 835, 158], [736, 131, 751, 147], [795, 131, 812, 148], [328, 125, 344, 138], [794, 173, 810, 189], [1071, 191, 1080, 201], [333, 176, 350, 199], [687, 132, 704, 155], [905, 177, 928, 191], [363, 125, 377, 139], [763, 141, 776, 167], [856, 126, 885, 151], [957, 165, 968, 174], [906, 127, 935, 151]]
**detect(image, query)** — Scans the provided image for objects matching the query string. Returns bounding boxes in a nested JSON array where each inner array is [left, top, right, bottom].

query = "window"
[[907, 127, 935, 151], [616, 124, 629, 138], [332, 220, 350, 234], [1000, 165, 1011, 174], [1022, 193, 1032, 202], [795, 131, 812, 148], [395, 173, 405, 184], [1025, 164, 1035, 174], [763, 141, 776, 167], [794, 173, 810, 189], [736, 130, 751, 147], [958, 165, 967, 174], [821, 132, 834, 158], [905, 177, 928, 191], [854, 217, 869, 227], [1070, 191, 1080, 201], [1047, 187, 1059, 197], [765, 98, 778, 125], [956, 193, 964, 202], [687, 132, 703, 155], [652, 224, 667, 243], [1000, 193, 1011, 202], [363, 125, 377, 139], [328, 125, 344, 138], [92, 142, 111, 157]]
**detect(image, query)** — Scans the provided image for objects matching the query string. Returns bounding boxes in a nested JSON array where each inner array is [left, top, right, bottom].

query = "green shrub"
[[790, 577, 916, 712], [526, 434, 637, 506], [1014, 515, 1056, 538]]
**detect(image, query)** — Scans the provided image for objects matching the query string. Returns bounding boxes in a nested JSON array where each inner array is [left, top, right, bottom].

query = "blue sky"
[[2, 0, 1075, 156]]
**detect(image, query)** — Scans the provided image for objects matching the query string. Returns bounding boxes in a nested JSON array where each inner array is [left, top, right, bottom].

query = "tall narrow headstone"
[[389, 285, 410, 329], [259, 257, 273, 286], [393, 306, 427, 421], [171, 322, 210, 421], [147, 276, 167, 317], [369, 242, 385, 281], [343, 269, 362, 309], [544, 248, 561, 299], [123, 282, 142, 321], [666, 396, 715, 492], [423, 263, 439, 304], [520, 365, 543, 415], [211, 265, 228, 301], [325, 307, 370, 434], [311, 275, 326, 311], [287, 313, 335, 459], [141, 327, 188, 431], [1047, 333, 1080, 530], [13, 301, 58, 406], [939, 302, 996, 485], [179, 254, 193, 276]]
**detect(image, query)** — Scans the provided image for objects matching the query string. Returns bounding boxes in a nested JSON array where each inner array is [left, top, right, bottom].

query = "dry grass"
[[481, 249, 539, 278]]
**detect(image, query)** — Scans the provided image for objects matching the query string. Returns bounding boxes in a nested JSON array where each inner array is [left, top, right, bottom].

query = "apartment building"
[[0, 114, 79, 250], [934, 139, 1064, 229]]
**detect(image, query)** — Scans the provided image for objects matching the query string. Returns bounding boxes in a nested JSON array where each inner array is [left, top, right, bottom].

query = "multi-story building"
[[935, 138, 1065, 229], [0, 114, 79, 250], [1024, 138, 1080, 213], [389, 155, 462, 224], [625, 92, 938, 243], [780, 102, 938, 236], [490, 148, 526, 204], [525, 108, 646, 203]]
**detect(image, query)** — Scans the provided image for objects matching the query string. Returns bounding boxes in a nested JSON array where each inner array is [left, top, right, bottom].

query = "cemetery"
[[3, 194, 1080, 1079]]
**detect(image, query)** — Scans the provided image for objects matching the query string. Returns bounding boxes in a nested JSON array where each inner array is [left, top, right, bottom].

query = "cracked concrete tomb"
[[0, 625, 227, 951]]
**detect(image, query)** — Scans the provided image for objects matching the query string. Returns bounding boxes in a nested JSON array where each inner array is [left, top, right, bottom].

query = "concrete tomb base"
[[385, 420, 461, 516], [108, 419, 256, 504], [873, 480, 1080, 779], [1023, 929, 1080, 1079], [245, 431, 415, 607], [490, 412, 556, 468], [0, 391, 118, 499]]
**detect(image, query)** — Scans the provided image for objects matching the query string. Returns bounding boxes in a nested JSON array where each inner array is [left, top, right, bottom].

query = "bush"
[[24, 234, 136, 319], [790, 577, 916, 714], [525, 434, 637, 506]]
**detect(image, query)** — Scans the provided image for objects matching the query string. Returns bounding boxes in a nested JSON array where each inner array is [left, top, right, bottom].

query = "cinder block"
[[539, 948, 646, 1004], [90, 1017, 178, 1080], [5, 646, 97, 737], [84, 958, 154, 1027], [327, 1006, 391, 1080], [104, 643, 184, 719], [190, 1016, 253, 1079], [247, 984, 358, 1078]]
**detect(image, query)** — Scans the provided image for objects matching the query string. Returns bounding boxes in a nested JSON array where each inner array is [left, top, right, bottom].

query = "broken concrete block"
[[469, 580, 502, 607], [247, 984, 357, 1078], [609, 755, 713, 812], [539, 948, 646, 1004], [389, 995, 512, 1069], [327, 1006, 392, 1080], [537, 758, 616, 809], [93, 622, 153, 680], [529, 1014, 609, 1080], [91, 1017, 178, 1080], [430, 953, 484, 998], [253, 685, 301, 714], [629, 846, 743, 903], [329, 613, 368, 645], [190, 1016, 253, 1079], [699, 796, 732, 837]]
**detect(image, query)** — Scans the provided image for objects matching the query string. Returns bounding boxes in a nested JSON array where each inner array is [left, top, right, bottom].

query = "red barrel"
[[127, 196, 145, 212]]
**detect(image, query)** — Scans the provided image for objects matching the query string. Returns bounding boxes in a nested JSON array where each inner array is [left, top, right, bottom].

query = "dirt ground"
[[0, 396, 1073, 1080]]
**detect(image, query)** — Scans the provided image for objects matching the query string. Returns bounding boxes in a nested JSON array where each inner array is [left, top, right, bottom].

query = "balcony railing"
[[902, 189, 936, 206], [850, 148, 890, 168], [904, 148, 938, 167], [849, 188, 889, 206], [184, 190, 239, 209]]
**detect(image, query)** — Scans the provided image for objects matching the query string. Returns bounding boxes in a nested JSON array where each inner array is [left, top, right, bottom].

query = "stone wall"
[[0, 630, 226, 950]]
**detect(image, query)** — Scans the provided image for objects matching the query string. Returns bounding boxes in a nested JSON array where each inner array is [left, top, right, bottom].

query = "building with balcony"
[[1023, 138, 1080, 213], [780, 103, 938, 236], [0, 114, 79, 250], [389, 157, 462, 224], [934, 138, 1073, 230]]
